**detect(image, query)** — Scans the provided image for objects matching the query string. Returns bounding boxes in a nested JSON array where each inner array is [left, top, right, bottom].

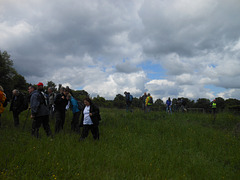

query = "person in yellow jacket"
[[145, 93, 153, 112], [0, 85, 7, 127], [211, 99, 217, 123]]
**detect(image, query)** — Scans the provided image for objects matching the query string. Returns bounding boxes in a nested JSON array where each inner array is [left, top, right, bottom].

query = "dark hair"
[[29, 85, 36, 90], [84, 97, 92, 105]]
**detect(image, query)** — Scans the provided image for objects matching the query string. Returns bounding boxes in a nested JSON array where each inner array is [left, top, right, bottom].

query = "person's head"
[[63, 88, 69, 96], [60, 87, 65, 94], [213, 99, 216, 102], [37, 82, 44, 91], [83, 97, 92, 106], [124, 91, 127, 95], [12, 89, 20, 96], [0, 85, 4, 92], [48, 87, 54, 94], [144, 92, 147, 96], [168, 97, 171, 101], [67, 93, 72, 100], [148, 93, 151, 96], [28, 85, 36, 94]]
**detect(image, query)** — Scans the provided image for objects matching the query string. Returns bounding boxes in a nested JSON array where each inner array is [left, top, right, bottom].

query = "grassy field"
[[0, 107, 240, 179]]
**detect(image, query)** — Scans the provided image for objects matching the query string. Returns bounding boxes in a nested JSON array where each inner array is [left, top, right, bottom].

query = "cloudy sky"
[[1, 0, 240, 101]]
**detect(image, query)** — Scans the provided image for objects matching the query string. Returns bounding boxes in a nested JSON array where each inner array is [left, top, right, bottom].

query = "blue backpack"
[[126, 93, 133, 102]]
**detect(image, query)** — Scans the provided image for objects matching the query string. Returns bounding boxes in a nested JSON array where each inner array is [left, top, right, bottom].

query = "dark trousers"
[[13, 110, 20, 127], [55, 111, 65, 133], [32, 115, 52, 138], [81, 125, 99, 140], [49, 106, 55, 120], [71, 111, 80, 132]]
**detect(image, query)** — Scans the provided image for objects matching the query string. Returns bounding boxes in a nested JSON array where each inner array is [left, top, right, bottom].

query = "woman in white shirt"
[[79, 97, 101, 140]]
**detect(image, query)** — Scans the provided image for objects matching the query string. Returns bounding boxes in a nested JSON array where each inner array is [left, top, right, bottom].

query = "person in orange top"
[[0, 85, 7, 127]]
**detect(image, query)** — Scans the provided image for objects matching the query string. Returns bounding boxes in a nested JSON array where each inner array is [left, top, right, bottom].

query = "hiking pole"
[[22, 108, 30, 130]]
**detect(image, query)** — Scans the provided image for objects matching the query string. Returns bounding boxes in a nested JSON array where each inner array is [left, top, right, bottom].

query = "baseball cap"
[[37, 82, 44, 86]]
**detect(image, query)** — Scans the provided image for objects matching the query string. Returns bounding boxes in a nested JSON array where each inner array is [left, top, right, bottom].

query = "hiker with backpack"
[[79, 97, 101, 141], [67, 94, 83, 133], [124, 91, 133, 112], [145, 93, 153, 112], [166, 97, 172, 114], [10, 89, 26, 127], [0, 85, 7, 127], [48, 87, 56, 119], [54, 87, 69, 133], [30, 82, 52, 138], [141, 92, 147, 111]]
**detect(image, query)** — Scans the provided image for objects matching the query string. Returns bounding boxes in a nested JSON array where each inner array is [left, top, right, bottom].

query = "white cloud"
[[1, 0, 240, 100]]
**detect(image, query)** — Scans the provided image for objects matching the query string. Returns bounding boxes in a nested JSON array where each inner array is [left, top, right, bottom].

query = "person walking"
[[10, 89, 25, 127], [145, 93, 153, 112], [68, 94, 81, 133], [0, 85, 7, 127], [166, 97, 172, 114], [79, 97, 101, 140], [30, 82, 52, 138], [48, 87, 56, 119], [54, 87, 69, 133], [211, 99, 217, 123], [124, 91, 133, 112]]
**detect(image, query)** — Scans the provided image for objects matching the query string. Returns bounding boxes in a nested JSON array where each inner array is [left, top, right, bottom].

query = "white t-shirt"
[[83, 106, 93, 125]]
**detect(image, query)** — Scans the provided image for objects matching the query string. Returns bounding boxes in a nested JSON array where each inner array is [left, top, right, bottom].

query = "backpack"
[[77, 101, 84, 111], [22, 95, 29, 111], [149, 96, 153, 104], [129, 95, 133, 102], [126, 93, 133, 103]]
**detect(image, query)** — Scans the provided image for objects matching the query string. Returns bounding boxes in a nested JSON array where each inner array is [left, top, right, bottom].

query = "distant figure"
[[145, 93, 153, 112], [79, 97, 101, 140], [141, 92, 147, 111], [30, 82, 52, 138], [180, 98, 187, 112], [48, 87, 56, 119], [10, 89, 25, 127], [124, 91, 133, 112], [54, 87, 69, 133], [0, 85, 7, 127], [166, 97, 172, 114], [211, 99, 217, 123], [68, 94, 81, 133]]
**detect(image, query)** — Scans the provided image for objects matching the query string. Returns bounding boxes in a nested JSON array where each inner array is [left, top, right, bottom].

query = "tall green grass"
[[1, 108, 240, 179]]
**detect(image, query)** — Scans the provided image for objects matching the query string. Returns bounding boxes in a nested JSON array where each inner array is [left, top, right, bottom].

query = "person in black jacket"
[[10, 89, 25, 127], [54, 87, 69, 133], [79, 97, 101, 141], [30, 83, 52, 138]]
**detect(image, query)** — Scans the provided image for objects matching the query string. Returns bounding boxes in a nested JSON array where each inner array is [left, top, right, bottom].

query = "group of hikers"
[[124, 91, 153, 113], [0, 84, 218, 138], [0, 83, 101, 140], [125, 91, 217, 115]]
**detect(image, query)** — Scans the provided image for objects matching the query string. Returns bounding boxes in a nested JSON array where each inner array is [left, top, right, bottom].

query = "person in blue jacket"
[[166, 97, 172, 114], [68, 94, 81, 133]]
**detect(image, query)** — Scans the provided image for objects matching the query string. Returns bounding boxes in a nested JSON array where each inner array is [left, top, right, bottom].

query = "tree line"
[[1, 50, 240, 113]]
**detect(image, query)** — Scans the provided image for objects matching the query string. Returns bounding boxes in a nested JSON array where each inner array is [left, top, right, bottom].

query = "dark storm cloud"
[[133, 0, 240, 57]]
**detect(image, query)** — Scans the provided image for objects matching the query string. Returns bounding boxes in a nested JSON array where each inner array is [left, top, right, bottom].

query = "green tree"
[[47, 81, 57, 90], [93, 95, 106, 107], [215, 97, 225, 112], [113, 94, 125, 108], [0, 51, 28, 98], [195, 98, 211, 112]]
